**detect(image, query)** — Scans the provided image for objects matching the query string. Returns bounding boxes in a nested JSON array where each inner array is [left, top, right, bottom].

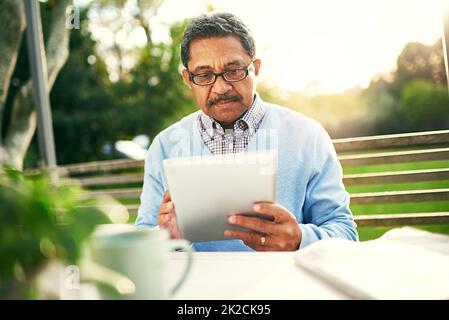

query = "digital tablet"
[[162, 150, 277, 242]]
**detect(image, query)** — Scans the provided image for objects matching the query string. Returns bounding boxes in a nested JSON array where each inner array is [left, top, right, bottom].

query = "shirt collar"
[[199, 92, 265, 137]]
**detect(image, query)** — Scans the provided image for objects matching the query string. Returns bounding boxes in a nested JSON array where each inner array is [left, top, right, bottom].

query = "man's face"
[[182, 36, 261, 128]]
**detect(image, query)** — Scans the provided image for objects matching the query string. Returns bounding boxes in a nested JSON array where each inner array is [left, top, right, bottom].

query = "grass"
[[118, 198, 141, 205], [353, 200, 449, 240], [342, 159, 449, 175], [87, 181, 143, 190], [351, 201, 449, 215], [128, 214, 137, 224], [344, 158, 449, 241], [346, 180, 449, 194], [357, 224, 449, 241]]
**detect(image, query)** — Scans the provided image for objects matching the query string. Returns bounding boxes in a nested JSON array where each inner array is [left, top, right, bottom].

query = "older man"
[[136, 12, 358, 251]]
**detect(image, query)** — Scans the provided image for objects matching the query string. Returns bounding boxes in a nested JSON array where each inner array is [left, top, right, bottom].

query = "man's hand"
[[224, 203, 302, 251], [157, 190, 180, 239]]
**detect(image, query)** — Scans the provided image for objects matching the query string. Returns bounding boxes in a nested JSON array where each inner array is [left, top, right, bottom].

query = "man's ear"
[[181, 69, 192, 88], [253, 59, 261, 76]]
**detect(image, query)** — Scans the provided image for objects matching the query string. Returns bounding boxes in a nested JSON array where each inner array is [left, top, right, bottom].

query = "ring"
[[260, 236, 266, 246]]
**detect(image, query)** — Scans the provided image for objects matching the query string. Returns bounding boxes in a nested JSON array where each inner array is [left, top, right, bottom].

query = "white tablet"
[[162, 150, 277, 242]]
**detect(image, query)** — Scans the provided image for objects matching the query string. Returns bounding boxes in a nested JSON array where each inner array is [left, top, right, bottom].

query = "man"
[[136, 12, 358, 251]]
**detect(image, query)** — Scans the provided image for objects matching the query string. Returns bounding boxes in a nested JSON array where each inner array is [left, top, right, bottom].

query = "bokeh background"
[[1, 0, 445, 168], [1, 0, 448, 241]]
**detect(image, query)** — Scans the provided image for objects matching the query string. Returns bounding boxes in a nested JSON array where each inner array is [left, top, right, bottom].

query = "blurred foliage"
[[112, 19, 195, 139], [39, 6, 195, 166], [363, 39, 448, 135], [0, 165, 110, 298], [259, 40, 448, 139], [23, 5, 449, 166], [400, 80, 449, 130], [259, 83, 371, 138], [393, 41, 447, 96], [98, 0, 160, 9], [50, 7, 116, 164]]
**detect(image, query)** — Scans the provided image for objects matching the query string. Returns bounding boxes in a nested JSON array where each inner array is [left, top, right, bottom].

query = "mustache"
[[207, 94, 243, 107]]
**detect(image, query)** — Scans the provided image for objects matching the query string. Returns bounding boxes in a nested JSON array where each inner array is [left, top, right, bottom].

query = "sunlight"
[[153, 0, 445, 94]]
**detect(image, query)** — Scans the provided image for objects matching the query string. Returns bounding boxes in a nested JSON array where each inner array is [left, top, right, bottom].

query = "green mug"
[[88, 224, 193, 299]]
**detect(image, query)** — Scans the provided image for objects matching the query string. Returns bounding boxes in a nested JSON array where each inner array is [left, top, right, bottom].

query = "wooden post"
[[24, 0, 57, 170]]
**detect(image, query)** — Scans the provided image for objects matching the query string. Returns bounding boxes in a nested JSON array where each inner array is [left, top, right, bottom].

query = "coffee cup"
[[88, 224, 193, 299]]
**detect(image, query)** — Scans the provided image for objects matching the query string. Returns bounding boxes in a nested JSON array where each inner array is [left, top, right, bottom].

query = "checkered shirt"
[[197, 94, 265, 154]]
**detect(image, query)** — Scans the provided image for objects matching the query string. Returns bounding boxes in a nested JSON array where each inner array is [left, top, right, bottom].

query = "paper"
[[294, 228, 449, 299]]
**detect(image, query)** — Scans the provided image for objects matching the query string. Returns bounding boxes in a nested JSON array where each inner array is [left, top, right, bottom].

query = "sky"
[[81, 0, 447, 95]]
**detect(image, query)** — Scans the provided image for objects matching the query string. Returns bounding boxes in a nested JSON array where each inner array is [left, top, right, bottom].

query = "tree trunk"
[[0, 0, 26, 145], [0, 0, 71, 170]]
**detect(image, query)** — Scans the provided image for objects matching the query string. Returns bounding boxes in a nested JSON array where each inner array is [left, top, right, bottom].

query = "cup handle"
[[168, 239, 193, 296]]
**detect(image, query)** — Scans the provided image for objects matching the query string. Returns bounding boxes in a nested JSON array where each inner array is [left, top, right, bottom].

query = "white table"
[[168, 252, 348, 300], [34, 227, 449, 300], [73, 251, 346, 300]]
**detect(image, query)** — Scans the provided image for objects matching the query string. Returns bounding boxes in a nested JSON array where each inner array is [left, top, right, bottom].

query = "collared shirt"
[[197, 94, 265, 154]]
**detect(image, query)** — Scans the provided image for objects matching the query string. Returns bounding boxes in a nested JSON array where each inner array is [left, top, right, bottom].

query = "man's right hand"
[[157, 190, 181, 239]]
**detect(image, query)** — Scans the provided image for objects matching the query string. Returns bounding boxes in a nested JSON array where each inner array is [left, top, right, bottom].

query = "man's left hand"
[[224, 203, 302, 251]]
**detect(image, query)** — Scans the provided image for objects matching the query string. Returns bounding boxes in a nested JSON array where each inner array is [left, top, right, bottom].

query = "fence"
[[55, 129, 449, 227]]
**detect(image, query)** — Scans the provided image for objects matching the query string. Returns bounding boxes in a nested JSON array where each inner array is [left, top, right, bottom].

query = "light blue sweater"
[[136, 99, 358, 251]]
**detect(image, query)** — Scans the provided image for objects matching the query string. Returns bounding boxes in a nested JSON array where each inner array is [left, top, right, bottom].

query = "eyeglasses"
[[188, 60, 254, 86]]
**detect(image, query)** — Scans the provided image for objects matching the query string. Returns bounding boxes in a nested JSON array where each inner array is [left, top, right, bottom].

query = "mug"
[[88, 224, 193, 299]]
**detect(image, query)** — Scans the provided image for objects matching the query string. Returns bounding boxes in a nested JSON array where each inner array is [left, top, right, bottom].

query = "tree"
[[0, 0, 71, 170], [394, 41, 447, 92], [400, 80, 449, 131], [90, 0, 163, 80], [44, 7, 195, 165], [18, 0, 197, 166], [49, 7, 117, 164], [111, 19, 196, 141], [363, 39, 448, 134]]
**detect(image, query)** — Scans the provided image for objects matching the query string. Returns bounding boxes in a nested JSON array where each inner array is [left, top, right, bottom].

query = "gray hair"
[[181, 12, 256, 68]]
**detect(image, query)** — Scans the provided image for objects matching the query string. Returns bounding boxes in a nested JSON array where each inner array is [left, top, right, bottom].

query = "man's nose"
[[212, 75, 233, 95]]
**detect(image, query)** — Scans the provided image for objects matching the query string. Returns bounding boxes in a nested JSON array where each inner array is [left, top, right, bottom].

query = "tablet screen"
[[162, 150, 277, 242]]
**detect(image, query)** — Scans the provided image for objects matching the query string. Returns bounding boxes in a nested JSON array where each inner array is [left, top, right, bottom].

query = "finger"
[[166, 214, 177, 229], [252, 202, 292, 223], [158, 210, 175, 225], [158, 212, 170, 226], [160, 222, 180, 240], [224, 230, 269, 247], [228, 214, 276, 235], [165, 201, 174, 211], [163, 190, 171, 202], [158, 201, 175, 215], [158, 212, 179, 235], [166, 214, 181, 239]]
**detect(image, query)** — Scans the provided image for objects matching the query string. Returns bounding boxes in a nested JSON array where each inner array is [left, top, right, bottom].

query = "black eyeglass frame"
[[188, 60, 255, 86]]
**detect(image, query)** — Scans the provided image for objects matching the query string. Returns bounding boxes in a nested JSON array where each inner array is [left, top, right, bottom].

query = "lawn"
[[344, 159, 449, 241]]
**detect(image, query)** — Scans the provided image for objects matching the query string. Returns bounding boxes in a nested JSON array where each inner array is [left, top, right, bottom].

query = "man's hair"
[[181, 12, 256, 68]]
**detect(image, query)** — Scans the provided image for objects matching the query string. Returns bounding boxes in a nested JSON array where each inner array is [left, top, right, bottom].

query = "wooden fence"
[[54, 129, 449, 227]]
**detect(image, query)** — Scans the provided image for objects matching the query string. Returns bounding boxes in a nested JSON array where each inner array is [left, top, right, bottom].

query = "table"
[[73, 250, 346, 300], [73, 227, 449, 300], [168, 252, 348, 300]]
